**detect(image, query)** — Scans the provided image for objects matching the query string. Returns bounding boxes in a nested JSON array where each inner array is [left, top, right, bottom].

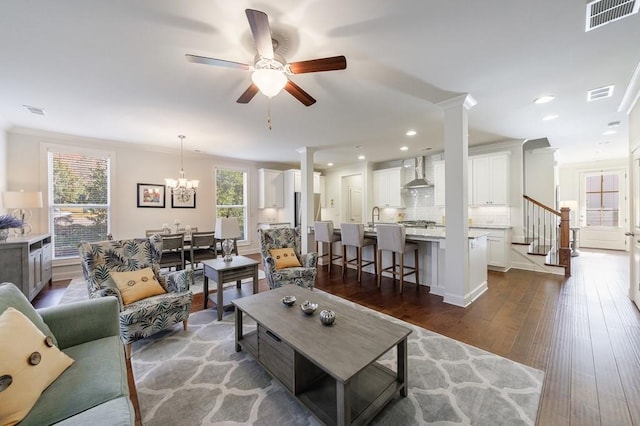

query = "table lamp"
[[215, 217, 240, 261], [2, 190, 43, 236]]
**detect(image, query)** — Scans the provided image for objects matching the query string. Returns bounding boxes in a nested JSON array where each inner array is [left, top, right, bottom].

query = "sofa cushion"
[[0, 308, 74, 426], [18, 336, 128, 426], [52, 397, 134, 426], [111, 267, 166, 305], [0, 282, 58, 347]]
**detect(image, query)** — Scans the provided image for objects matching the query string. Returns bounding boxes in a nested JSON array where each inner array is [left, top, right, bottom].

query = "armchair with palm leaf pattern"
[[258, 227, 318, 289], [78, 235, 192, 357]]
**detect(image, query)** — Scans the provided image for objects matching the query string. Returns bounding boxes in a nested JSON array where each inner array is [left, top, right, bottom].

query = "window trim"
[[580, 168, 626, 229]]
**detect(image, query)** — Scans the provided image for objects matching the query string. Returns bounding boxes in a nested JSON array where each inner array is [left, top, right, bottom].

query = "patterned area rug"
[[59, 281, 543, 425]]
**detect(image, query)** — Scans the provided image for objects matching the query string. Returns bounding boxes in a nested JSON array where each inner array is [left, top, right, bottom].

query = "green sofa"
[[0, 282, 134, 425]]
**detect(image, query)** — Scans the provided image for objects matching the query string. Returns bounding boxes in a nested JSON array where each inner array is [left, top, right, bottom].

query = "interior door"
[[348, 187, 362, 223], [630, 150, 640, 308]]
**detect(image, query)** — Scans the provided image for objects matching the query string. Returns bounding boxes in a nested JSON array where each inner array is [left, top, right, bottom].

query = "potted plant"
[[0, 214, 24, 241]]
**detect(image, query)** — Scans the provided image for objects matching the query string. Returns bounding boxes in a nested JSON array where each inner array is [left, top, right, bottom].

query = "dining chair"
[[185, 231, 216, 270], [159, 233, 185, 271], [314, 221, 341, 274], [340, 223, 376, 282], [375, 224, 419, 293], [145, 229, 165, 237]]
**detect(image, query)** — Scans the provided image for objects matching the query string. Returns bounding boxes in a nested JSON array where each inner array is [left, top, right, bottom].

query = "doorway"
[[341, 174, 363, 224]]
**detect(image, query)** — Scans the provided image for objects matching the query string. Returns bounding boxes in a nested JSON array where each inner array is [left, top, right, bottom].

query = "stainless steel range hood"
[[403, 156, 433, 188]]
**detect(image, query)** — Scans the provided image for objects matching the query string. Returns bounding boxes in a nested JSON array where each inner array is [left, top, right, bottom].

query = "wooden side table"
[[202, 256, 259, 320]]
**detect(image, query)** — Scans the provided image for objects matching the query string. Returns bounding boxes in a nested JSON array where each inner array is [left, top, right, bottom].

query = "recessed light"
[[327, 162, 334, 167], [608, 121, 621, 127], [420, 147, 432, 151], [400, 146, 408, 151], [406, 130, 417, 136], [598, 141, 611, 145], [358, 155, 365, 160], [542, 114, 559, 121], [534, 95, 555, 104], [602, 130, 616, 135]]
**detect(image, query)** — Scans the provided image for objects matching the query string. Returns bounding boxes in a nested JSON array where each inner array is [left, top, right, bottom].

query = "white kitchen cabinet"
[[472, 227, 511, 271], [471, 153, 509, 205], [434, 160, 473, 206], [373, 167, 403, 208], [258, 168, 284, 208], [319, 175, 326, 208], [292, 170, 321, 193]]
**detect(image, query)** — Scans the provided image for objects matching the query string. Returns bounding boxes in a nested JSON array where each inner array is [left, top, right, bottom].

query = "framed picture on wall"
[[171, 192, 196, 209], [137, 183, 166, 208]]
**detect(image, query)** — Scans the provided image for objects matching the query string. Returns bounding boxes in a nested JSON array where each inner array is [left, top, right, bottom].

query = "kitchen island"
[[330, 225, 489, 306]]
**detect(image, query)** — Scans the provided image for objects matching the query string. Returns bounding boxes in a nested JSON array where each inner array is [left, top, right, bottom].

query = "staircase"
[[512, 195, 571, 276]]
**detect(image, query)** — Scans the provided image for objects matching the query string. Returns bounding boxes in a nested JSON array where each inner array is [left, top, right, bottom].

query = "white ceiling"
[[1, 0, 639, 168]]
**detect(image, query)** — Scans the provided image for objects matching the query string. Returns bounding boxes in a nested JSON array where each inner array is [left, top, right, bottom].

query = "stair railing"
[[523, 195, 571, 276]]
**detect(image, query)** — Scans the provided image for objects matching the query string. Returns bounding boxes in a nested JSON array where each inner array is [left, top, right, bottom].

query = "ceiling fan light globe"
[[252, 69, 287, 97]]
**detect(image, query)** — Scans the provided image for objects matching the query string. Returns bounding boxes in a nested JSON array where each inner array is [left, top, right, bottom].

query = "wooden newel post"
[[559, 207, 571, 276]]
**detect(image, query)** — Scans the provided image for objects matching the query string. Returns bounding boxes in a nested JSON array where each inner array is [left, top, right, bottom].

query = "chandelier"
[[165, 135, 199, 202]]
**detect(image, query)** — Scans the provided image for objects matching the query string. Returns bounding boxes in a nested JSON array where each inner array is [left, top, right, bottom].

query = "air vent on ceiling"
[[23, 105, 46, 116], [585, 0, 639, 31], [587, 85, 615, 101]]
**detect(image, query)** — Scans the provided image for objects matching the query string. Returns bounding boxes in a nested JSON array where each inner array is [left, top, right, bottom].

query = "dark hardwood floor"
[[34, 249, 640, 425]]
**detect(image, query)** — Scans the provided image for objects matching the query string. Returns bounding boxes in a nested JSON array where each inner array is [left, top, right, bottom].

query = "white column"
[[439, 94, 477, 307], [297, 147, 315, 253]]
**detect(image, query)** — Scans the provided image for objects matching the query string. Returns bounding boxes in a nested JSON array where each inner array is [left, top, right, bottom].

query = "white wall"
[[524, 148, 557, 208], [0, 130, 7, 213], [5, 128, 263, 278]]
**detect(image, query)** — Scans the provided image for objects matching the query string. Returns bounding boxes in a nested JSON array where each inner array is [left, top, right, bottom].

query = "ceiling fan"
[[186, 8, 347, 106]]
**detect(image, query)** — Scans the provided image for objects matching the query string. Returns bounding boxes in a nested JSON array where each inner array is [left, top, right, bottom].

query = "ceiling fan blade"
[[237, 84, 260, 104], [185, 54, 250, 70], [245, 9, 274, 59], [284, 80, 316, 106], [288, 56, 347, 74]]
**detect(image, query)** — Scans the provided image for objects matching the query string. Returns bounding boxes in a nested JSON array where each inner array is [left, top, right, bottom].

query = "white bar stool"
[[314, 221, 341, 274], [375, 224, 419, 293], [340, 223, 377, 282]]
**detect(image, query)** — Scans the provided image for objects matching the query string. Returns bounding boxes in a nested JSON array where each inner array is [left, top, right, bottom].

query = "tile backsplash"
[[379, 154, 511, 226]]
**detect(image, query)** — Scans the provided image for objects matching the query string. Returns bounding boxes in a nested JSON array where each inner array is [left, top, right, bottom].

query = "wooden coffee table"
[[233, 286, 411, 426], [201, 256, 259, 320]]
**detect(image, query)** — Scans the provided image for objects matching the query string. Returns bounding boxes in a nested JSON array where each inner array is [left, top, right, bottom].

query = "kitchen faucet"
[[371, 206, 380, 226]]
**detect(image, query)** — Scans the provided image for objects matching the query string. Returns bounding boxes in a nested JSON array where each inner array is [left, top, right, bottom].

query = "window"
[[215, 168, 247, 241], [585, 172, 619, 227], [49, 150, 111, 258]]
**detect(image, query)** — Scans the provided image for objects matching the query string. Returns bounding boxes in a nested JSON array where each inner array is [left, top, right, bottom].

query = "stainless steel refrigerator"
[[294, 192, 321, 227]]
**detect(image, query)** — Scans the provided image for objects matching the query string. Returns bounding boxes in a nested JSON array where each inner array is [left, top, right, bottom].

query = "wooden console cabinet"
[[0, 233, 52, 301]]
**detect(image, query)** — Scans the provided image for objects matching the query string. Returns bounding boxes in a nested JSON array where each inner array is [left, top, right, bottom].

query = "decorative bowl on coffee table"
[[300, 300, 318, 315], [281, 295, 296, 307]]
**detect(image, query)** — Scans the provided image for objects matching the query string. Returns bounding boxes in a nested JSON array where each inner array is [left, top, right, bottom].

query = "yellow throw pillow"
[[269, 248, 302, 269], [0, 308, 74, 426], [111, 267, 166, 305]]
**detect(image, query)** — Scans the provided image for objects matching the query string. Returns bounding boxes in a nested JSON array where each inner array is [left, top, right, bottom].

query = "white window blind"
[[49, 150, 111, 258]]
